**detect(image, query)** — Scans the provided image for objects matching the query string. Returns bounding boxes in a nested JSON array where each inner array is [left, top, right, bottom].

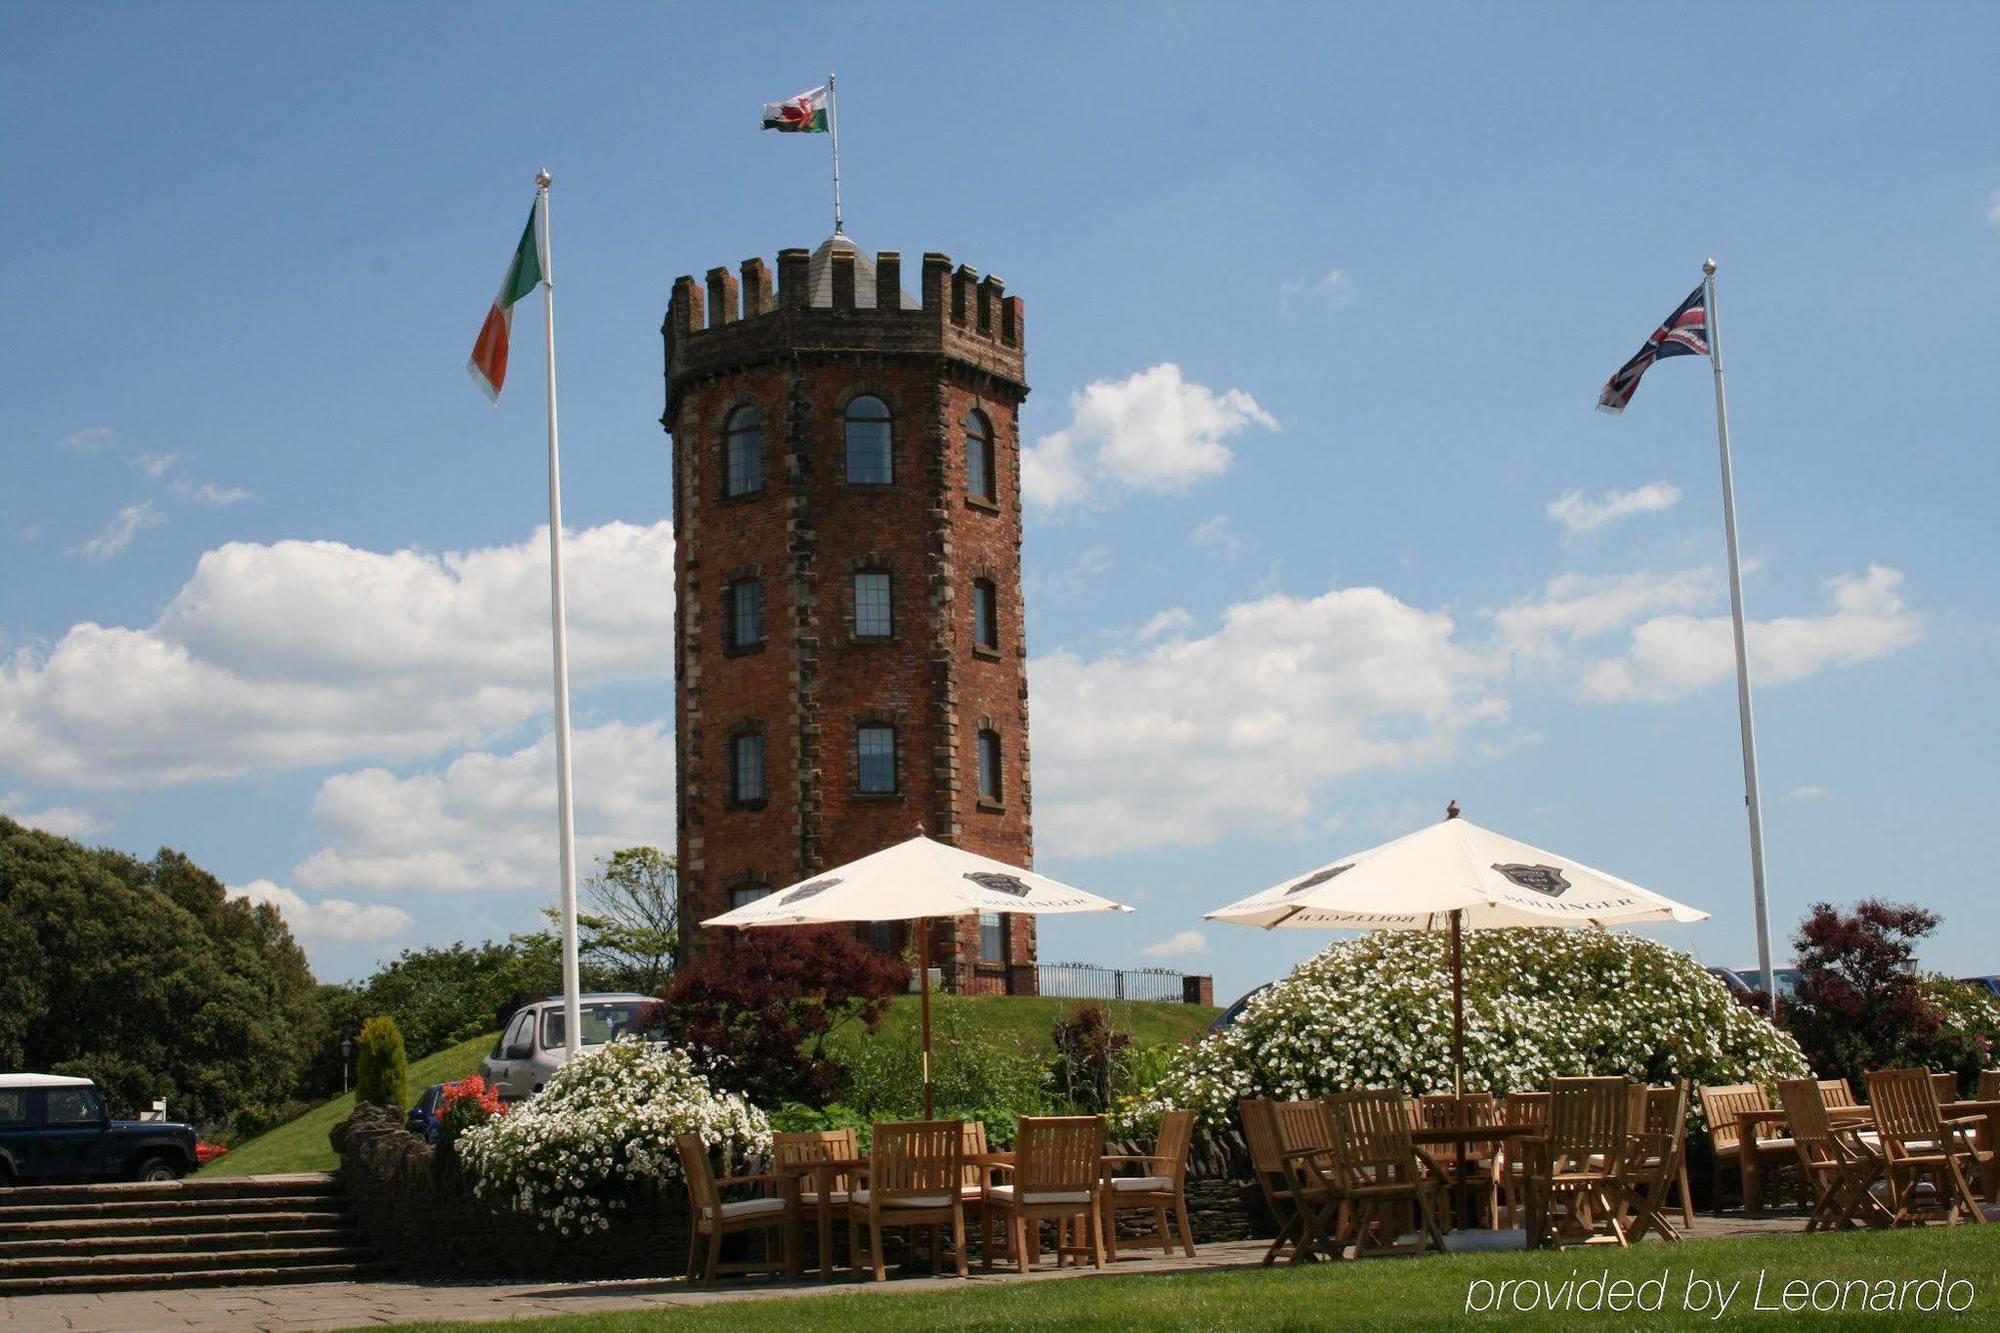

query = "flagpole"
[[535, 168, 584, 1056], [827, 71, 844, 235], [1703, 257, 1777, 1020]]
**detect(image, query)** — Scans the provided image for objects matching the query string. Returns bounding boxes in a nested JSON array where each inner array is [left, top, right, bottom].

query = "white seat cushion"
[[1110, 1175, 1175, 1192], [800, 1190, 850, 1205], [987, 1184, 1094, 1205], [701, 1196, 787, 1222], [1753, 1137, 1796, 1153], [850, 1188, 952, 1208]]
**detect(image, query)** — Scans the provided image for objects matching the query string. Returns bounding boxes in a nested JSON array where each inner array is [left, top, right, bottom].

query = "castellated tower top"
[[663, 234, 1026, 423]]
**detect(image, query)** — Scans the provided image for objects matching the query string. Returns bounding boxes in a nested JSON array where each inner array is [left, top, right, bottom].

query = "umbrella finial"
[[1446, 800, 1461, 820], [914, 821, 926, 838]]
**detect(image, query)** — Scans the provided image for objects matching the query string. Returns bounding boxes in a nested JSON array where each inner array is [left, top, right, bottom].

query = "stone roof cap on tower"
[[808, 233, 918, 309]]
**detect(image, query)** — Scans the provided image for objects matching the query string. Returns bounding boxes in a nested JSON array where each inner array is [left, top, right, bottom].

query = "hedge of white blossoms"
[[458, 1036, 771, 1235], [1124, 929, 1809, 1136]]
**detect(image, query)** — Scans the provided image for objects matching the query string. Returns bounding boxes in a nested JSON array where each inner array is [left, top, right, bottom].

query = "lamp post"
[[341, 1037, 354, 1095]]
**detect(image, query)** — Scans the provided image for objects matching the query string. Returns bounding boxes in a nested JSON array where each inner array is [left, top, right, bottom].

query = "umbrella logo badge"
[[779, 876, 844, 905], [1284, 864, 1353, 896], [1491, 863, 1571, 898], [963, 871, 1033, 899]]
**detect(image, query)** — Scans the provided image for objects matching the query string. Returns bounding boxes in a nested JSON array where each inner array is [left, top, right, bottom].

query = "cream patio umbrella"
[[703, 832, 1132, 1116], [1204, 803, 1708, 1093]]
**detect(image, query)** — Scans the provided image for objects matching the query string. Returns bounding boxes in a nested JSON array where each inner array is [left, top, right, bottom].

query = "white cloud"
[[227, 879, 412, 944], [1785, 785, 1834, 803], [173, 479, 254, 506], [1191, 515, 1240, 554], [1134, 608, 1194, 642], [1988, 191, 2000, 228], [1582, 566, 1922, 702], [133, 452, 182, 480], [1545, 481, 1683, 537], [0, 520, 676, 788], [1141, 929, 1210, 958], [1, 792, 107, 839], [1280, 268, 1351, 306], [73, 501, 163, 560], [291, 720, 675, 895], [1489, 566, 1716, 665], [58, 427, 116, 453], [1031, 585, 1503, 857], [1021, 364, 1278, 509]]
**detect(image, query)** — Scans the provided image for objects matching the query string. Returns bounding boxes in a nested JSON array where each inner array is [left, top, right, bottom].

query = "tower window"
[[731, 883, 772, 909], [725, 579, 764, 651], [980, 912, 1004, 962], [964, 410, 996, 502], [845, 395, 893, 485], [731, 732, 765, 804], [724, 405, 763, 498], [852, 571, 893, 638], [857, 725, 897, 793], [978, 729, 1003, 802], [971, 579, 998, 651]]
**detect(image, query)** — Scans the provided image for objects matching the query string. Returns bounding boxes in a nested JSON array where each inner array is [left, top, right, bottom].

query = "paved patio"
[[0, 1216, 1803, 1332]]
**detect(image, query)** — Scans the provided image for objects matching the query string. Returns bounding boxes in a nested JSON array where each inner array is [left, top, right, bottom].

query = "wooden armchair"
[[1818, 1078, 1863, 1114], [675, 1132, 794, 1284], [1933, 1072, 1963, 1103], [850, 1119, 967, 1281], [983, 1115, 1106, 1273], [1697, 1082, 1794, 1214], [1419, 1092, 1498, 1229], [772, 1128, 857, 1277], [1980, 1071, 2000, 1104], [1776, 1078, 1888, 1232], [1864, 1069, 1987, 1227], [1271, 1098, 1348, 1264], [1240, 1099, 1304, 1266], [1099, 1108, 1196, 1260], [957, 1121, 993, 1232], [1622, 1082, 1692, 1241], [1490, 1091, 1549, 1228], [1522, 1077, 1632, 1248], [1325, 1089, 1449, 1258]]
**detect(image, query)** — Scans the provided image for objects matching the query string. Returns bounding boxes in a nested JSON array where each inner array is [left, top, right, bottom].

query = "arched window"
[[844, 395, 893, 485], [964, 409, 995, 502], [977, 729, 1003, 802], [857, 724, 897, 793], [723, 405, 763, 498], [971, 578, 998, 651], [730, 881, 772, 909]]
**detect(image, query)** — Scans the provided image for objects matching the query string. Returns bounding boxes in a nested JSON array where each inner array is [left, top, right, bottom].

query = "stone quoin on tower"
[[662, 233, 1038, 994]]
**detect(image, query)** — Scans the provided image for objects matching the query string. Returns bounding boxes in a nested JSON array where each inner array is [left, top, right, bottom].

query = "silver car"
[[478, 993, 661, 1102]]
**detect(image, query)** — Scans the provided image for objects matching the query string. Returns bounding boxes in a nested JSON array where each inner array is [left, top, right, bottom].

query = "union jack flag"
[[1597, 285, 1708, 414]]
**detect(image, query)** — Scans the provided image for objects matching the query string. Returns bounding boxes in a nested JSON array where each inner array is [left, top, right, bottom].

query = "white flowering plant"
[[457, 1036, 771, 1235], [1120, 929, 1809, 1138]]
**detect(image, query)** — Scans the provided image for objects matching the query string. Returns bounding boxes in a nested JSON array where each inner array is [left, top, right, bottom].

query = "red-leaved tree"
[[655, 927, 909, 1108], [1784, 899, 1946, 1092]]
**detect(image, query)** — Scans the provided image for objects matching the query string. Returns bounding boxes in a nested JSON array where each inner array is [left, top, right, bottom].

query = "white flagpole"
[[827, 71, 844, 235], [1703, 257, 1777, 1020], [535, 168, 584, 1056]]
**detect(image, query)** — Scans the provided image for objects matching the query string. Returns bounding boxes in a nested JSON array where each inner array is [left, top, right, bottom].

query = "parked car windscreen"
[[540, 1002, 657, 1050]]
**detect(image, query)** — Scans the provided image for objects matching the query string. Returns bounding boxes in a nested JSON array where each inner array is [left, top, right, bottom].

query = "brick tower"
[[663, 234, 1037, 995]]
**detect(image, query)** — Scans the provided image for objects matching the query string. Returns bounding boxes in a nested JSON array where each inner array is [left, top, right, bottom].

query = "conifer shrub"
[[353, 1014, 408, 1111]]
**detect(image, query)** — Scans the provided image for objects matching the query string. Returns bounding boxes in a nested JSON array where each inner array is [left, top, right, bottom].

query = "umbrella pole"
[[1450, 909, 1465, 1097], [919, 917, 934, 1119]]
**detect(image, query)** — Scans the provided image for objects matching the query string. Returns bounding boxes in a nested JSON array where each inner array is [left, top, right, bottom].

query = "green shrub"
[[353, 1015, 408, 1110], [837, 994, 1050, 1142], [1921, 976, 2000, 1096], [1122, 929, 1809, 1138]]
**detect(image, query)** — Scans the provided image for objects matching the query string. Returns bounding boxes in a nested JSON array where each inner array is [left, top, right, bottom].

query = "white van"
[[478, 993, 661, 1102]]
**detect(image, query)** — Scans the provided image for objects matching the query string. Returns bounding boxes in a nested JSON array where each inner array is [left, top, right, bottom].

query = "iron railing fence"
[[1036, 962, 1194, 1004]]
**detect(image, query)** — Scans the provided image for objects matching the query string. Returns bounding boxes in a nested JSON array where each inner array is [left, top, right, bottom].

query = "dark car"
[[0, 1075, 199, 1185], [1209, 982, 1277, 1034], [406, 1083, 446, 1145], [1960, 976, 2000, 1001]]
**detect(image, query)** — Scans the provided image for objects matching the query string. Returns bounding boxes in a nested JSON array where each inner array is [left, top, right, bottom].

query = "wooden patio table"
[[774, 1156, 870, 1279], [1408, 1127, 1537, 1233]]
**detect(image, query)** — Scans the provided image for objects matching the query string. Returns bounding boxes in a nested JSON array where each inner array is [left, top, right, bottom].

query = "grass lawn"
[[378, 1227, 1997, 1330], [828, 995, 1219, 1058], [199, 1031, 497, 1178]]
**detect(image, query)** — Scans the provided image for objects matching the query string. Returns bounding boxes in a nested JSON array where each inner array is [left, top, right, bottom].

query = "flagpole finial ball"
[[1702, 257, 1717, 276], [536, 169, 552, 189]]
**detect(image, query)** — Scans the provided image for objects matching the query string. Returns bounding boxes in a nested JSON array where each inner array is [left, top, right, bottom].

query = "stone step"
[[0, 1260, 397, 1297], [0, 1173, 340, 1208], [0, 1208, 349, 1241], [0, 1194, 348, 1226], [0, 1243, 376, 1281], [0, 1226, 360, 1259]]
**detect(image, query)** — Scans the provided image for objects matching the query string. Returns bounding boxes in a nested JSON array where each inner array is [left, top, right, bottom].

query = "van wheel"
[[133, 1155, 184, 1183]]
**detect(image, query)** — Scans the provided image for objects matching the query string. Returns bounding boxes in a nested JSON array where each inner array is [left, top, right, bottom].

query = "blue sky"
[[3, 3, 1995, 998]]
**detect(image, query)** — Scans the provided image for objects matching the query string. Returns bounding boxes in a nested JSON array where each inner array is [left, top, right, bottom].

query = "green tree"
[[354, 1014, 408, 1109], [576, 846, 680, 992]]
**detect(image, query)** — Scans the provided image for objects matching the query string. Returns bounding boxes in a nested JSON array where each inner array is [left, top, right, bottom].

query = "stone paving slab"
[[0, 1215, 1804, 1332]]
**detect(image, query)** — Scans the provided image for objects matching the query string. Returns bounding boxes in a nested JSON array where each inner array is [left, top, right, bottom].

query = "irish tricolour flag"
[[761, 85, 829, 133], [468, 203, 547, 402]]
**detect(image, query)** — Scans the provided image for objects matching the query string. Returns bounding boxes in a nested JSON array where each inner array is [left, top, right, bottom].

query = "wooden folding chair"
[[1523, 1077, 1632, 1248], [1100, 1108, 1197, 1260], [1241, 1100, 1307, 1265], [1697, 1082, 1793, 1214], [1818, 1077, 1863, 1115], [1490, 1092, 1548, 1229], [1932, 1071, 1962, 1104], [1980, 1071, 2000, 1104], [1620, 1082, 1691, 1242], [1419, 1093, 1497, 1229], [1865, 1069, 1987, 1227], [1776, 1079, 1888, 1232], [1325, 1089, 1449, 1258], [772, 1128, 857, 1277], [850, 1119, 968, 1281], [1271, 1099, 1348, 1264], [983, 1115, 1106, 1273], [675, 1132, 794, 1284]]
